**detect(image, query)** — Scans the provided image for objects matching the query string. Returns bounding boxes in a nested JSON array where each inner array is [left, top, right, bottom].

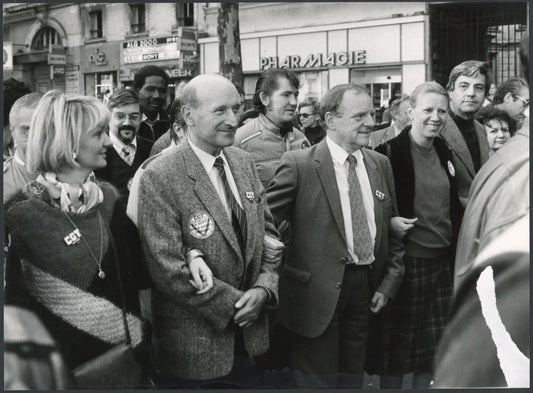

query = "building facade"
[[3, 2, 201, 104], [198, 2, 527, 114], [4, 2, 528, 112]]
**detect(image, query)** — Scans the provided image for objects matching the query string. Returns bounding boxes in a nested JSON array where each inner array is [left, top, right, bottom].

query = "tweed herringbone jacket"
[[137, 140, 280, 380]]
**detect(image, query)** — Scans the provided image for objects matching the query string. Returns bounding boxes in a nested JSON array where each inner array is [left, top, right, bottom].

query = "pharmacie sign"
[[261, 50, 366, 70]]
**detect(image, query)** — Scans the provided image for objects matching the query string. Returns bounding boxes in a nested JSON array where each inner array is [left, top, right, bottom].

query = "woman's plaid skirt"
[[366, 254, 453, 375]]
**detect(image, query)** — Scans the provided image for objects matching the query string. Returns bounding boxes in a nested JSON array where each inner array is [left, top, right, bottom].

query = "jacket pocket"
[[283, 264, 311, 283]]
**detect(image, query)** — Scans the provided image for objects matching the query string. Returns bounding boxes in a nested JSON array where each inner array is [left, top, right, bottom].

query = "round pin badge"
[[447, 160, 455, 177], [189, 212, 215, 239]]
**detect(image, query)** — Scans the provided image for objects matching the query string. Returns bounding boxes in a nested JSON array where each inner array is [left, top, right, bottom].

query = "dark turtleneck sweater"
[[450, 110, 481, 172], [304, 124, 327, 146]]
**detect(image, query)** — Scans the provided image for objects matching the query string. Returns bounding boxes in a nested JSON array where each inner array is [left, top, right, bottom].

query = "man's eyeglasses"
[[114, 112, 141, 122], [298, 113, 315, 119], [514, 94, 530, 107]]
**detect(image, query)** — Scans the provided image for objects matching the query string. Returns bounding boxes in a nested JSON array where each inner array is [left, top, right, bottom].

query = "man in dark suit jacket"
[[134, 65, 171, 142], [439, 60, 491, 206], [94, 89, 151, 203], [136, 74, 281, 387], [266, 84, 404, 388]]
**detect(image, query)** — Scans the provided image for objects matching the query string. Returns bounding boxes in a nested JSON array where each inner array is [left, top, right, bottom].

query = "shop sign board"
[[122, 35, 197, 64], [50, 65, 66, 79], [66, 67, 80, 94], [48, 53, 67, 65], [3, 42, 13, 70], [260, 50, 366, 70]]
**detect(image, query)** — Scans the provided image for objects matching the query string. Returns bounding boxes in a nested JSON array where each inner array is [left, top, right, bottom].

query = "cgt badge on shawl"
[[189, 212, 215, 239]]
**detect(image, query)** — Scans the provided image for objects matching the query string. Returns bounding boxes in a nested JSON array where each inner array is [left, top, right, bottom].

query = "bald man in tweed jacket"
[[136, 75, 280, 384]]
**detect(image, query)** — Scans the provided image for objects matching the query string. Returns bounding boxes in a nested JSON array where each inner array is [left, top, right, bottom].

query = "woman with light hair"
[[367, 82, 464, 388], [4, 90, 151, 388]]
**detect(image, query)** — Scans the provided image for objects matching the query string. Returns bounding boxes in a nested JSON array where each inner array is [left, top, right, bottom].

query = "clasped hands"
[[187, 235, 282, 327]]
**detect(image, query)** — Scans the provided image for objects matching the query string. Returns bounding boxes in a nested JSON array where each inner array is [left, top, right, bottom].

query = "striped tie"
[[214, 156, 247, 255], [347, 154, 373, 264]]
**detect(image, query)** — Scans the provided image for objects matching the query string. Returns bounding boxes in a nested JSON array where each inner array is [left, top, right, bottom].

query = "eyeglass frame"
[[113, 111, 142, 122], [298, 113, 316, 119], [514, 94, 530, 107]]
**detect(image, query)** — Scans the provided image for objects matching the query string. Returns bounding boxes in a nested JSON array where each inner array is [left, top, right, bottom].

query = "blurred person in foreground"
[[475, 106, 514, 156], [368, 82, 464, 388], [3, 92, 43, 202], [4, 91, 151, 388]]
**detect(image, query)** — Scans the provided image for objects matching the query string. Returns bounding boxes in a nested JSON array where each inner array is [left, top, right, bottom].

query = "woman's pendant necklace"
[[63, 210, 105, 279]]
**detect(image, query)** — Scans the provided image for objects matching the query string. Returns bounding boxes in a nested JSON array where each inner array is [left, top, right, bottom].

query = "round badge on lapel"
[[189, 212, 215, 239], [447, 160, 455, 177]]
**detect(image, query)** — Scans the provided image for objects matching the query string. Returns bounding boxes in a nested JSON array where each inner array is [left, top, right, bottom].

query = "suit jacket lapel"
[[315, 142, 347, 243], [441, 115, 475, 178], [475, 120, 490, 165], [183, 143, 243, 262], [361, 149, 383, 254], [223, 149, 257, 267]]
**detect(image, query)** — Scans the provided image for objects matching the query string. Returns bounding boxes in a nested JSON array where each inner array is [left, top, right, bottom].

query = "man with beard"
[[234, 68, 309, 188], [94, 89, 152, 204], [134, 65, 170, 142], [439, 60, 491, 206]]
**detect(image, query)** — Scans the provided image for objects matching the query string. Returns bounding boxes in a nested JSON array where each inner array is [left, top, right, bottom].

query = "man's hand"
[[390, 216, 417, 238], [370, 291, 389, 313], [188, 256, 214, 294], [233, 287, 268, 328], [262, 234, 285, 264]]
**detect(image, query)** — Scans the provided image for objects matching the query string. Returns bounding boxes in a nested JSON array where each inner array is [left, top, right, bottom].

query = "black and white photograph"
[[3, 1, 529, 390]]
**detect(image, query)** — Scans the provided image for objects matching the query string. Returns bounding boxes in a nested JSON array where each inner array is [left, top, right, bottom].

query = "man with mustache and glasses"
[[439, 60, 491, 207], [492, 77, 529, 134], [234, 68, 309, 189], [94, 89, 152, 205], [134, 65, 171, 143]]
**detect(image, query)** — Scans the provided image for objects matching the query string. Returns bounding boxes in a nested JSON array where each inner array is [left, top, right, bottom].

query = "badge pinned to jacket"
[[375, 190, 386, 200], [189, 212, 215, 239], [447, 160, 455, 177]]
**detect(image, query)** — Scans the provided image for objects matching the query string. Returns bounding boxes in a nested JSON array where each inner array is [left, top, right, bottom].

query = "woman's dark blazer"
[[375, 126, 464, 254]]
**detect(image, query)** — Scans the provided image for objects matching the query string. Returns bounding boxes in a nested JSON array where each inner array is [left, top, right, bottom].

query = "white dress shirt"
[[326, 136, 376, 264], [110, 131, 137, 165], [188, 137, 243, 220]]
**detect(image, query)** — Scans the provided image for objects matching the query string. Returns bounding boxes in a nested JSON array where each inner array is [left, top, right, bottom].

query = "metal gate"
[[429, 2, 528, 88]]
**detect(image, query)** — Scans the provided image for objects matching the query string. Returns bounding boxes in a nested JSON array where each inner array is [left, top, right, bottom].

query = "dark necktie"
[[214, 156, 247, 255], [346, 154, 373, 264]]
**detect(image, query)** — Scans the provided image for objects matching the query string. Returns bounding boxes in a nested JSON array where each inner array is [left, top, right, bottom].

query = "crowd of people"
[[3, 33, 529, 389]]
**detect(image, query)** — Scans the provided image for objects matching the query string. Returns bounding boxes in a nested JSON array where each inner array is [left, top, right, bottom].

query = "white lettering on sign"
[[260, 51, 366, 70]]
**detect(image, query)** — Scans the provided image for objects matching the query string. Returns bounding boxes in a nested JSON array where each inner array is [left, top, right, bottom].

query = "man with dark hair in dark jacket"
[[133, 65, 170, 142]]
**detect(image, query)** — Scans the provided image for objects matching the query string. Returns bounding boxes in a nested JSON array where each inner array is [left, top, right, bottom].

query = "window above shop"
[[176, 3, 194, 27], [31, 26, 62, 51], [89, 10, 103, 39], [130, 4, 146, 34]]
